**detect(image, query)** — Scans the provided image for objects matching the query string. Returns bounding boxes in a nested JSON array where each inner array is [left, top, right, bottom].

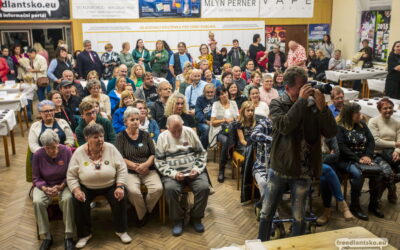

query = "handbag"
[[36, 76, 49, 88], [352, 52, 364, 64], [354, 162, 382, 176], [379, 148, 400, 168]]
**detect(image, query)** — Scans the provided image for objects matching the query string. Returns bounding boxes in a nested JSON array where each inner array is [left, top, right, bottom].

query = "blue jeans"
[[198, 123, 210, 149], [26, 99, 33, 121], [320, 164, 344, 208], [259, 169, 311, 241], [37, 85, 51, 101]]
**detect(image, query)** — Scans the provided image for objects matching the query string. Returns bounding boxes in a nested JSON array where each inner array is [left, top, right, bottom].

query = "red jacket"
[[256, 51, 268, 70], [0, 57, 9, 82]]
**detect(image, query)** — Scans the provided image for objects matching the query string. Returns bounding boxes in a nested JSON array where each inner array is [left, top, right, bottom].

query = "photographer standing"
[[258, 67, 337, 241]]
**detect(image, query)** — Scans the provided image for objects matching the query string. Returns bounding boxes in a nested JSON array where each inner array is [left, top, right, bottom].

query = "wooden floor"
[[0, 127, 400, 250]]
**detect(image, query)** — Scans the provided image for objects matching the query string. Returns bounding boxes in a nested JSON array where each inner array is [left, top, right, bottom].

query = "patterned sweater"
[[155, 126, 207, 178]]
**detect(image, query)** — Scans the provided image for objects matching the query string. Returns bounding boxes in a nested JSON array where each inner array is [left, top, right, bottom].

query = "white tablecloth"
[[325, 87, 359, 102], [0, 93, 28, 111], [351, 98, 400, 120], [0, 83, 21, 93], [0, 110, 16, 136], [367, 78, 385, 93], [326, 69, 387, 82]]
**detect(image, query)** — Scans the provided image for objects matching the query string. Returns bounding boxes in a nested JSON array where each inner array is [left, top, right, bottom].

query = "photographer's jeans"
[[37, 85, 51, 101], [198, 123, 210, 149], [258, 169, 311, 241]]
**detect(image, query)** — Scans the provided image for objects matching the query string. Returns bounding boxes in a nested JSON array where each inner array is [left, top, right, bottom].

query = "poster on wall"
[[201, 0, 259, 18], [72, 0, 139, 19], [139, 0, 200, 18], [82, 21, 265, 56], [359, 11, 376, 49], [260, 0, 314, 18], [374, 10, 391, 62], [265, 26, 286, 52], [308, 24, 330, 49], [0, 0, 70, 20]]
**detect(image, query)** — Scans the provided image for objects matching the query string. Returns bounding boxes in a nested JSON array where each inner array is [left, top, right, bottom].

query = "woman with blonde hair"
[[130, 64, 145, 88], [101, 43, 120, 80], [310, 49, 329, 81], [175, 61, 193, 92], [221, 63, 232, 75], [109, 76, 128, 114], [120, 42, 135, 75], [33, 42, 49, 64], [112, 90, 135, 133], [236, 101, 256, 154], [159, 92, 195, 130], [179, 68, 193, 95], [150, 40, 169, 78]]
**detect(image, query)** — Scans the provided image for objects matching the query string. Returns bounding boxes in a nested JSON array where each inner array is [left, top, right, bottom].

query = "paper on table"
[[5, 80, 15, 86], [0, 91, 7, 98]]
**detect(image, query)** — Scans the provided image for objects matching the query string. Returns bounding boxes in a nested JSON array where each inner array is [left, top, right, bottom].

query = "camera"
[[308, 80, 332, 95]]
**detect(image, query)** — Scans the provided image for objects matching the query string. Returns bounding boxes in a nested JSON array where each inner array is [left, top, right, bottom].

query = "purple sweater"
[[32, 144, 72, 189]]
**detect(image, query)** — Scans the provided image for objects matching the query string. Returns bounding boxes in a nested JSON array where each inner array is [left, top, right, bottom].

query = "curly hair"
[[130, 64, 146, 82], [164, 93, 187, 116]]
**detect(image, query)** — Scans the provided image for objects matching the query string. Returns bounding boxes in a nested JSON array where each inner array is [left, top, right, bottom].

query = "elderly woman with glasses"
[[28, 100, 74, 154], [259, 75, 279, 106], [115, 107, 162, 226], [67, 124, 131, 248], [32, 130, 74, 250], [83, 79, 111, 118]]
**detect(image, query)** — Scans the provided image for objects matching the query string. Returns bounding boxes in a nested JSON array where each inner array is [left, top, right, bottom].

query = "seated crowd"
[[18, 36, 400, 250]]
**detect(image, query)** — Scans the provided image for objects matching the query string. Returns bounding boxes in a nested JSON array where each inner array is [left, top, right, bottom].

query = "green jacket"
[[120, 52, 135, 74], [150, 49, 169, 74], [75, 115, 116, 146], [269, 92, 337, 178], [132, 48, 151, 72]]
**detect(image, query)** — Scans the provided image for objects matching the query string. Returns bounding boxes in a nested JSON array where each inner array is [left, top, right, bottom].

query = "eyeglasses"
[[40, 109, 54, 114]]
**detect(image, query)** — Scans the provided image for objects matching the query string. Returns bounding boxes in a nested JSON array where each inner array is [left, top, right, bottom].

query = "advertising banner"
[[82, 21, 265, 56], [374, 10, 391, 62], [0, 0, 70, 20], [308, 24, 330, 49], [265, 26, 286, 52], [72, 0, 139, 19], [139, 0, 200, 18], [260, 0, 314, 18], [359, 11, 376, 49], [201, 0, 259, 18]]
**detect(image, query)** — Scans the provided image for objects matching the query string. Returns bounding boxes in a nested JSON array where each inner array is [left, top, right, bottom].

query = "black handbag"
[[378, 148, 400, 168], [354, 162, 382, 176]]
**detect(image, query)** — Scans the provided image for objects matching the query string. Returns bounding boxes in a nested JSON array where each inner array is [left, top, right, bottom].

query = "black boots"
[[349, 204, 369, 221], [387, 183, 398, 204], [368, 203, 384, 218], [258, 219, 269, 241]]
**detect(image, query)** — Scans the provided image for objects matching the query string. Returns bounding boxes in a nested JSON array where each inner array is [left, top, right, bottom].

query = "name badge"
[[138, 143, 143, 147]]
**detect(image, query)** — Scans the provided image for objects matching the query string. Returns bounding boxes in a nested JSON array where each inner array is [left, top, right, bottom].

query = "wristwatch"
[[116, 185, 125, 190]]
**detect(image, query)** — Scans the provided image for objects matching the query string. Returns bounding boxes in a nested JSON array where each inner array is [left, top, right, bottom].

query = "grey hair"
[[83, 40, 91, 47], [87, 79, 101, 91], [123, 107, 140, 122], [39, 129, 60, 146], [166, 114, 184, 128], [83, 123, 104, 138], [37, 100, 55, 111], [283, 66, 307, 88], [157, 81, 171, 90]]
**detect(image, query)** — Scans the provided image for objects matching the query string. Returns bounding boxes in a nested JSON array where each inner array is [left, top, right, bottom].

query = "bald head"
[[190, 69, 202, 84], [119, 64, 128, 77], [288, 41, 298, 50], [167, 115, 184, 139]]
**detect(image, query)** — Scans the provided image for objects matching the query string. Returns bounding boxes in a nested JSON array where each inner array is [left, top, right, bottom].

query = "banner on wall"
[[359, 11, 376, 49], [308, 24, 330, 49], [72, 0, 139, 19], [139, 0, 200, 18], [201, 0, 259, 18], [265, 26, 286, 52], [82, 21, 265, 56], [374, 10, 391, 62], [260, 0, 314, 18], [0, 0, 70, 20]]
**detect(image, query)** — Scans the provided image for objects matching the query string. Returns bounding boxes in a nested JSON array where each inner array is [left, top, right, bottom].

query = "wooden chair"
[[212, 142, 222, 163], [231, 151, 244, 190], [161, 185, 192, 224]]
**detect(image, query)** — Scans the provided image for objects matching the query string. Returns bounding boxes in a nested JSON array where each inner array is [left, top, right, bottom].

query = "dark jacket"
[[195, 95, 214, 124], [311, 57, 330, 75], [385, 52, 400, 99], [227, 47, 246, 68], [149, 99, 165, 125], [269, 92, 337, 177], [267, 51, 286, 72], [75, 115, 116, 146], [62, 95, 82, 116], [359, 46, 374, 68], [322, 137, 339, 165], [76, 50, 103, 79]]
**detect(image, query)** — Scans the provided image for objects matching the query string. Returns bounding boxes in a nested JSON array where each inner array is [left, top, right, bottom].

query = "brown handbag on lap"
[[36, 76, 49, 88]]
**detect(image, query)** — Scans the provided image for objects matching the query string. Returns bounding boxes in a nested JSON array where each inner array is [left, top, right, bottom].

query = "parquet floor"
[[0, 127, 399, 250]]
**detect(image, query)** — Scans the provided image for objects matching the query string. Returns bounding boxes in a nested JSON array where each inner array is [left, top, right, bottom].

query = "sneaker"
[[75, 234, 92, 249], [115, 232, 132, 244], [172, 220, 184, 236], [190, 218, 205, 233]]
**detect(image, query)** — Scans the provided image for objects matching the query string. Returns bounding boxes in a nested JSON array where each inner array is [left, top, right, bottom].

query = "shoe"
[[190, 218, 205, 233], [40, 236, 53, 250], [64, 238, 74, 250], [172, 220, 184, 236], [387, 183, 398, 204], [316, 207, 331, 226], [115, 232, 132, 244], [75, 234, 92, 249], [349, 205, 369, 221], [338, 201, 354, 221], [368, 205, 384, 218], [209, 186, 215, 195], [217, 172, 225, 183]]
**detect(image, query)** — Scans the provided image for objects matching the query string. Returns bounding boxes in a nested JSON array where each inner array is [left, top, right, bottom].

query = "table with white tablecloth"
[[0, 109, 17, 166], [0, 93, 29, 136], [0, 83, 21, 93], [351, 98, 400, 120], [367, 78, 385, 93]]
